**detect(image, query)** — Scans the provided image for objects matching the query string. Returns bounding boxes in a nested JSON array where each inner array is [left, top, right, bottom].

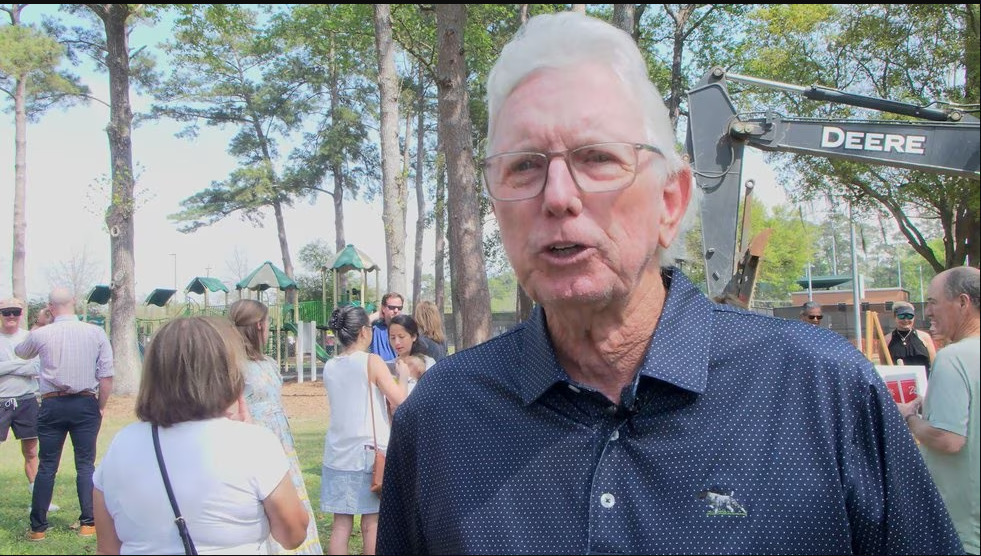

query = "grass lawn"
[[0, 382, 365, 554]]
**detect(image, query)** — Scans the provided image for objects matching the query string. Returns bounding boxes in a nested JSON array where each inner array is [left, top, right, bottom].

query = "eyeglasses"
[[896, 313, 915, 320], [385, 304, 403, 312], [1, 308, 22, 317], [481, 142, 662, 202], [806, 315, 823, 321]]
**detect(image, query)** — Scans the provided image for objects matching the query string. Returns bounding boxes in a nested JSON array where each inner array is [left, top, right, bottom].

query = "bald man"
[[15, 287, 114, 541]]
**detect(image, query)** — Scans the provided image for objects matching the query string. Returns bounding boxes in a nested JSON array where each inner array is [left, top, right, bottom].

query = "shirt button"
[[610, 429, 619, 441], [600, 493, 616, 508], [606, 405, 617, 415]]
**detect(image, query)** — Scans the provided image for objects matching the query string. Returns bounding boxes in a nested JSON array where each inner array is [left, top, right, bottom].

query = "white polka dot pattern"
[[377, 268, 963, 555]]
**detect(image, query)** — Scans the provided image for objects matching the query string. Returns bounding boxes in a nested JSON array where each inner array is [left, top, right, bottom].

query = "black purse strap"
[[152, 424, 198, 555]]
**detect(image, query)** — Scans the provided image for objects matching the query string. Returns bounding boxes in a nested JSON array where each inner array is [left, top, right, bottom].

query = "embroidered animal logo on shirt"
[[698, 489, 747, 516]]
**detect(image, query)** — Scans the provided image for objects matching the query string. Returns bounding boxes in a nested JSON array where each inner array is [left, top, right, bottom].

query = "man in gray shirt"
[[0, 297, 56, 511]]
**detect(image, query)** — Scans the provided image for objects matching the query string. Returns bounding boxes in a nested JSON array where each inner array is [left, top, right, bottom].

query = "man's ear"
[[657, 167, 693, 249]]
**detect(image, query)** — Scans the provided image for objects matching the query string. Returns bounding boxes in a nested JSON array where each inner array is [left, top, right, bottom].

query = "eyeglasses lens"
[[896, 313, 914, 320], [483, 142, 659, 201]]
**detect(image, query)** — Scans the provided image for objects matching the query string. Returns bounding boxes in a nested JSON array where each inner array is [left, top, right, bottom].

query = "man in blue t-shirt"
[[369, 292, 404, 361]]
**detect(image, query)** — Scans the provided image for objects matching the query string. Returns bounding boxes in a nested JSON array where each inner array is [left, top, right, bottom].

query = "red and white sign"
[[876, 365, 928, 404]]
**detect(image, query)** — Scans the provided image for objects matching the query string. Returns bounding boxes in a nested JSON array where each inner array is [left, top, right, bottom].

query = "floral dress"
[[244, 357, 323, 555]]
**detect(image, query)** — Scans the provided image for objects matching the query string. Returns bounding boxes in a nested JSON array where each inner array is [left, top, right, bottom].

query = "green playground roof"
[[796, 275, 853, 290], [236, 261, 297, 291], [85, 285, 112, 305], [328, 244, 380, 273], [186, 276, 229, 295], [144, 288, 177, 307]]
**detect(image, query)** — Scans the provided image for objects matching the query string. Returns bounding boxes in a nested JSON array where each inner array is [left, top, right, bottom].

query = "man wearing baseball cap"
[[887, 300, 936, 376], [0, 297, 59, 514]]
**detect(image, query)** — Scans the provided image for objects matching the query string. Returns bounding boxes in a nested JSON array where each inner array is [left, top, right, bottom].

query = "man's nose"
[[541, 158, 583, 215]]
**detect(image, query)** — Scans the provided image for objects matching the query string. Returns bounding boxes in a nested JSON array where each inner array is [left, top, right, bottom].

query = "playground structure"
[[82, 245, 383, 381]]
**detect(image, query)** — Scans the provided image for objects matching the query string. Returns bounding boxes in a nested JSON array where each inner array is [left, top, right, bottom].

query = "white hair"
[[485, 11, 684, 175], [486, 11, 697, 266]]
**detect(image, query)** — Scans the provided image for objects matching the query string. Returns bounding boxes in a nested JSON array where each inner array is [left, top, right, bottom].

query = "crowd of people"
[[0, 285, 447, 555], [1, 11, 978, 556]]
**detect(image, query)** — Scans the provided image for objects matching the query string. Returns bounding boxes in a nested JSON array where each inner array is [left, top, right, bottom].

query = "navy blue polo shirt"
[[377, 268, 962, 555]]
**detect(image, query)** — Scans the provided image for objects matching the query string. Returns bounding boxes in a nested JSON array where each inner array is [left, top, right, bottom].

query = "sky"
[[0, 8, 786, 303], [0, 85, 417, 301]]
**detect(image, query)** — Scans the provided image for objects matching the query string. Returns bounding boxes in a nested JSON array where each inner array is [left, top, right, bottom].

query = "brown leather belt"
[[41, 391, 96, 400]]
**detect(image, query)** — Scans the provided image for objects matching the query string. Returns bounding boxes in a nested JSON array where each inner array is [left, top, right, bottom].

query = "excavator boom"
[[685, 67, 980, 302]]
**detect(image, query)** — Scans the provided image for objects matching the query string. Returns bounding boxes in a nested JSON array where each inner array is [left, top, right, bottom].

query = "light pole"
[[896, 246, 903, 290], [169, 253, 177, 290], [919, 265, 925, 303]]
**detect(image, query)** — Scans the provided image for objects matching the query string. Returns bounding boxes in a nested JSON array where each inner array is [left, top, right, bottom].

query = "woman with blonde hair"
[[322, 305, 409, 555], [92, 316, 308, 554], [228, 299, 323, 555], [412, 300, 447, 362]]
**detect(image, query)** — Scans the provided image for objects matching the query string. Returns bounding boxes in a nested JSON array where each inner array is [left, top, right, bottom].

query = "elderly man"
[[376, 11, 960, 555], [800, 300, 824, 325], [898, 266, 980, 554], [0, 297, 59, 512], [16, 287, 113, 541]]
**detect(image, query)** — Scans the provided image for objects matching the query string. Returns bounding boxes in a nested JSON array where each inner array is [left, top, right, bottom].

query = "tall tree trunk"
[[332, 171, 346, 297], [374, 4, 407, 295], [401, 100, 419, 304], [965, 4, 980, 102], [328, 43, 348, 298], [511, 4, 534, 323], [246, 93, 294, 303], [435, 4, 491, 349], [516, 287, 534, 322], [272, 199, 295, 303], [434, 144, 446, 312], [664, 5, 696, 133], [9, 3, 27, 304], [962, 3, 980, 267], [88, 3, 140, 395], [12, 73, 27, 304], [412, 65, 427, 306], [612, 4, 635, 34]]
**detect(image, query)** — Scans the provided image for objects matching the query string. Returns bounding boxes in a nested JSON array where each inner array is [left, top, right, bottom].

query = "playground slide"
[[281, 321, 331, 362]]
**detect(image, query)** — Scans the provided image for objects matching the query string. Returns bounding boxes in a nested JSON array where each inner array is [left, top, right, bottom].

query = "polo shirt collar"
[[516, 267, 711, 406]]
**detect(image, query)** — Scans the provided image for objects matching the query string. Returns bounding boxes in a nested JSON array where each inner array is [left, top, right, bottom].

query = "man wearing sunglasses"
[[887, 301, 936, 376], [0, 298, 47, 509], [800, 301, 824, 325], [369, 292, 404, 362]]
